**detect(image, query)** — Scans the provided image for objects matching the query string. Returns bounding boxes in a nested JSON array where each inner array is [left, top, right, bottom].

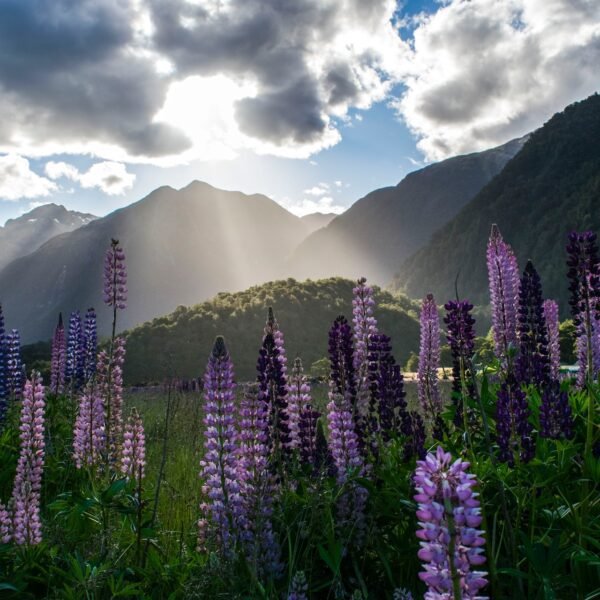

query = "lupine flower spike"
[[288, 571, 308, 600], [73, 388, 106, 469], [352, 277, 378, 423], [418, 294, 442, 435], [121, 408, 146, 480], [104, 239, 128, 311], [199, 336, 241, 554], [542, 300, 560, 381], [414, 446, 488, 599], [487, 224, 520, 363], [50, 313, 67, 394], [65, 311, 84, 389], [83, 308, 98, 382], [6, 329, 23, 397], [0, 306, 7, 424], [444, 300, 477, 428], [12, 375, 46, 546]]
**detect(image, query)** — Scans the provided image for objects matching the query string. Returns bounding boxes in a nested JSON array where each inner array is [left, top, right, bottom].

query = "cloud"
[[0, 155, 57, 201], [0, 0, 408, 164], [280, 194, 346, 217], [393, 0, 600, 160], [304, 183, 330, 196], [45, 160, 136, 195]]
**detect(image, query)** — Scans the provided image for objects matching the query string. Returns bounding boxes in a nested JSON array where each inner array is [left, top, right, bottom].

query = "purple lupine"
[[0, 306, 7, 423], [50, 313, 67, 395], [418, 294, 442, 429], [406, 411, 426, 461], [0, 502, 10, 543], [199, 336, 241, 554], [414, 446, 488, 599], [515, 261, 551, 387], [237, 383, 281, 577], [286, 357, 307, 450], [65, 311, 84, 389], [444, 300, 477, 428], [566, 231, 600, 385], [83, 308, 98, 382], [6, 329, 23, 397], [487, 224, 520, 362], [539, 380, 574, 440], [495, 375, 535, 466], [12, 376, 46, 546], [326, 389, 368, 544], [352, 277, 378, 422], [543, 300, 560, 381], [393, 589, 414, 600], [97, 337, 126, 466], [367, 333, 410, 443], [257, 330, 290, 463], [73, 388, 106, 469], [328, 316, 361, 444], [103, 238, 127, 311], [288, 571, 308, 600], [121, 408, 146, 480]]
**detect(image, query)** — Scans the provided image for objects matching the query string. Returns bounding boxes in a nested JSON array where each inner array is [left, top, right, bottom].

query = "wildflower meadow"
[[0, 227, 599, 599]]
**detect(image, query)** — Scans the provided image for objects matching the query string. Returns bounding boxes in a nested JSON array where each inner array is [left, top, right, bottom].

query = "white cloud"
[[0, 155, 57, 201], [45, 160, 136, 195], [393, 0, 600, 160], [303, 184, 330, 196], [334, 180, 343, 187], [280, 194, 346, 217]]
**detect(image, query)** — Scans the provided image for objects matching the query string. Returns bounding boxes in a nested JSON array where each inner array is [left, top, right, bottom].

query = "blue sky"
[[0, 0, 598, 223]]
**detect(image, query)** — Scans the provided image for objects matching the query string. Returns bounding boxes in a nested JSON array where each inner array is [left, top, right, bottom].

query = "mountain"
[[0, 181, 311, 342], [393, 93, 600, 312], [124, 277, 419, 384], [300, 212, 337, 235], [0, 203, 96, 271], [287, 137, 526, 284]]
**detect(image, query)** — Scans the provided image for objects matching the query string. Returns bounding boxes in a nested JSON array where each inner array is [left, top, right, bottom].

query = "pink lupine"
[[73, 388, 106, 469], [543, 300, 561, 380], [103, 238, 127, 311], [50, 313, 67, 394], [121, 408, 146, 480], [12, 376, 46, 546]]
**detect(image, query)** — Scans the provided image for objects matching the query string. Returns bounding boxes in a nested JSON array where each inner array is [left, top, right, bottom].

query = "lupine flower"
[[0, 306, 7, 424], [566, 231, 600, 385], [121, 408, 146, 480], [83, 308, 98, 382], [328, 315, 361, 444], [237, 383, 281, 577], [104, 238, 127, 310], [65, 311, 84, 389], [352, 277, 378, 422], [286, 357, 307, 450], [444, 300, 477, 428], [73, 388, 106, 469], [97, 337, 126, 466], [495, 375, 535, 466], [539, 380, 574, 440], [6, 329, 23, 397], [414, 446, 488, 599], [50, 313, 67, 394], [515, 261, 551, 387], [199, 336, 241, 554], [288, 571, 308, 600], [543, 300, 561, 381], [0, 502, 10, 543], [393, 589, 414, 600], [367, 333, 410, 443], [257, 331, 290, 462], [406, 411, 427, 461], [12, 376, 46, 546], [418, 294, 442, 430], [487, 224, 520, 362]]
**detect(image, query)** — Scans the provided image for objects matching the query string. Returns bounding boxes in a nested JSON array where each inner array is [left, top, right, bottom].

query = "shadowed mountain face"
[[286, 137, 526, 284], [0, 182, 310, 342], [0, 203, 96, 271], [393, 93, 600, 312]]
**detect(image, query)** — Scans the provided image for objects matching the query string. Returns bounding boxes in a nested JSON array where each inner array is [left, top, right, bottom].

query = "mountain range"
[[392, 93, 600, 313], [0, 203, 96, 271]]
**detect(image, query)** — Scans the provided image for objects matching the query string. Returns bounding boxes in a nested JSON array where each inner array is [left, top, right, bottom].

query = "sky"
[[0, 0, 598, 224]]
